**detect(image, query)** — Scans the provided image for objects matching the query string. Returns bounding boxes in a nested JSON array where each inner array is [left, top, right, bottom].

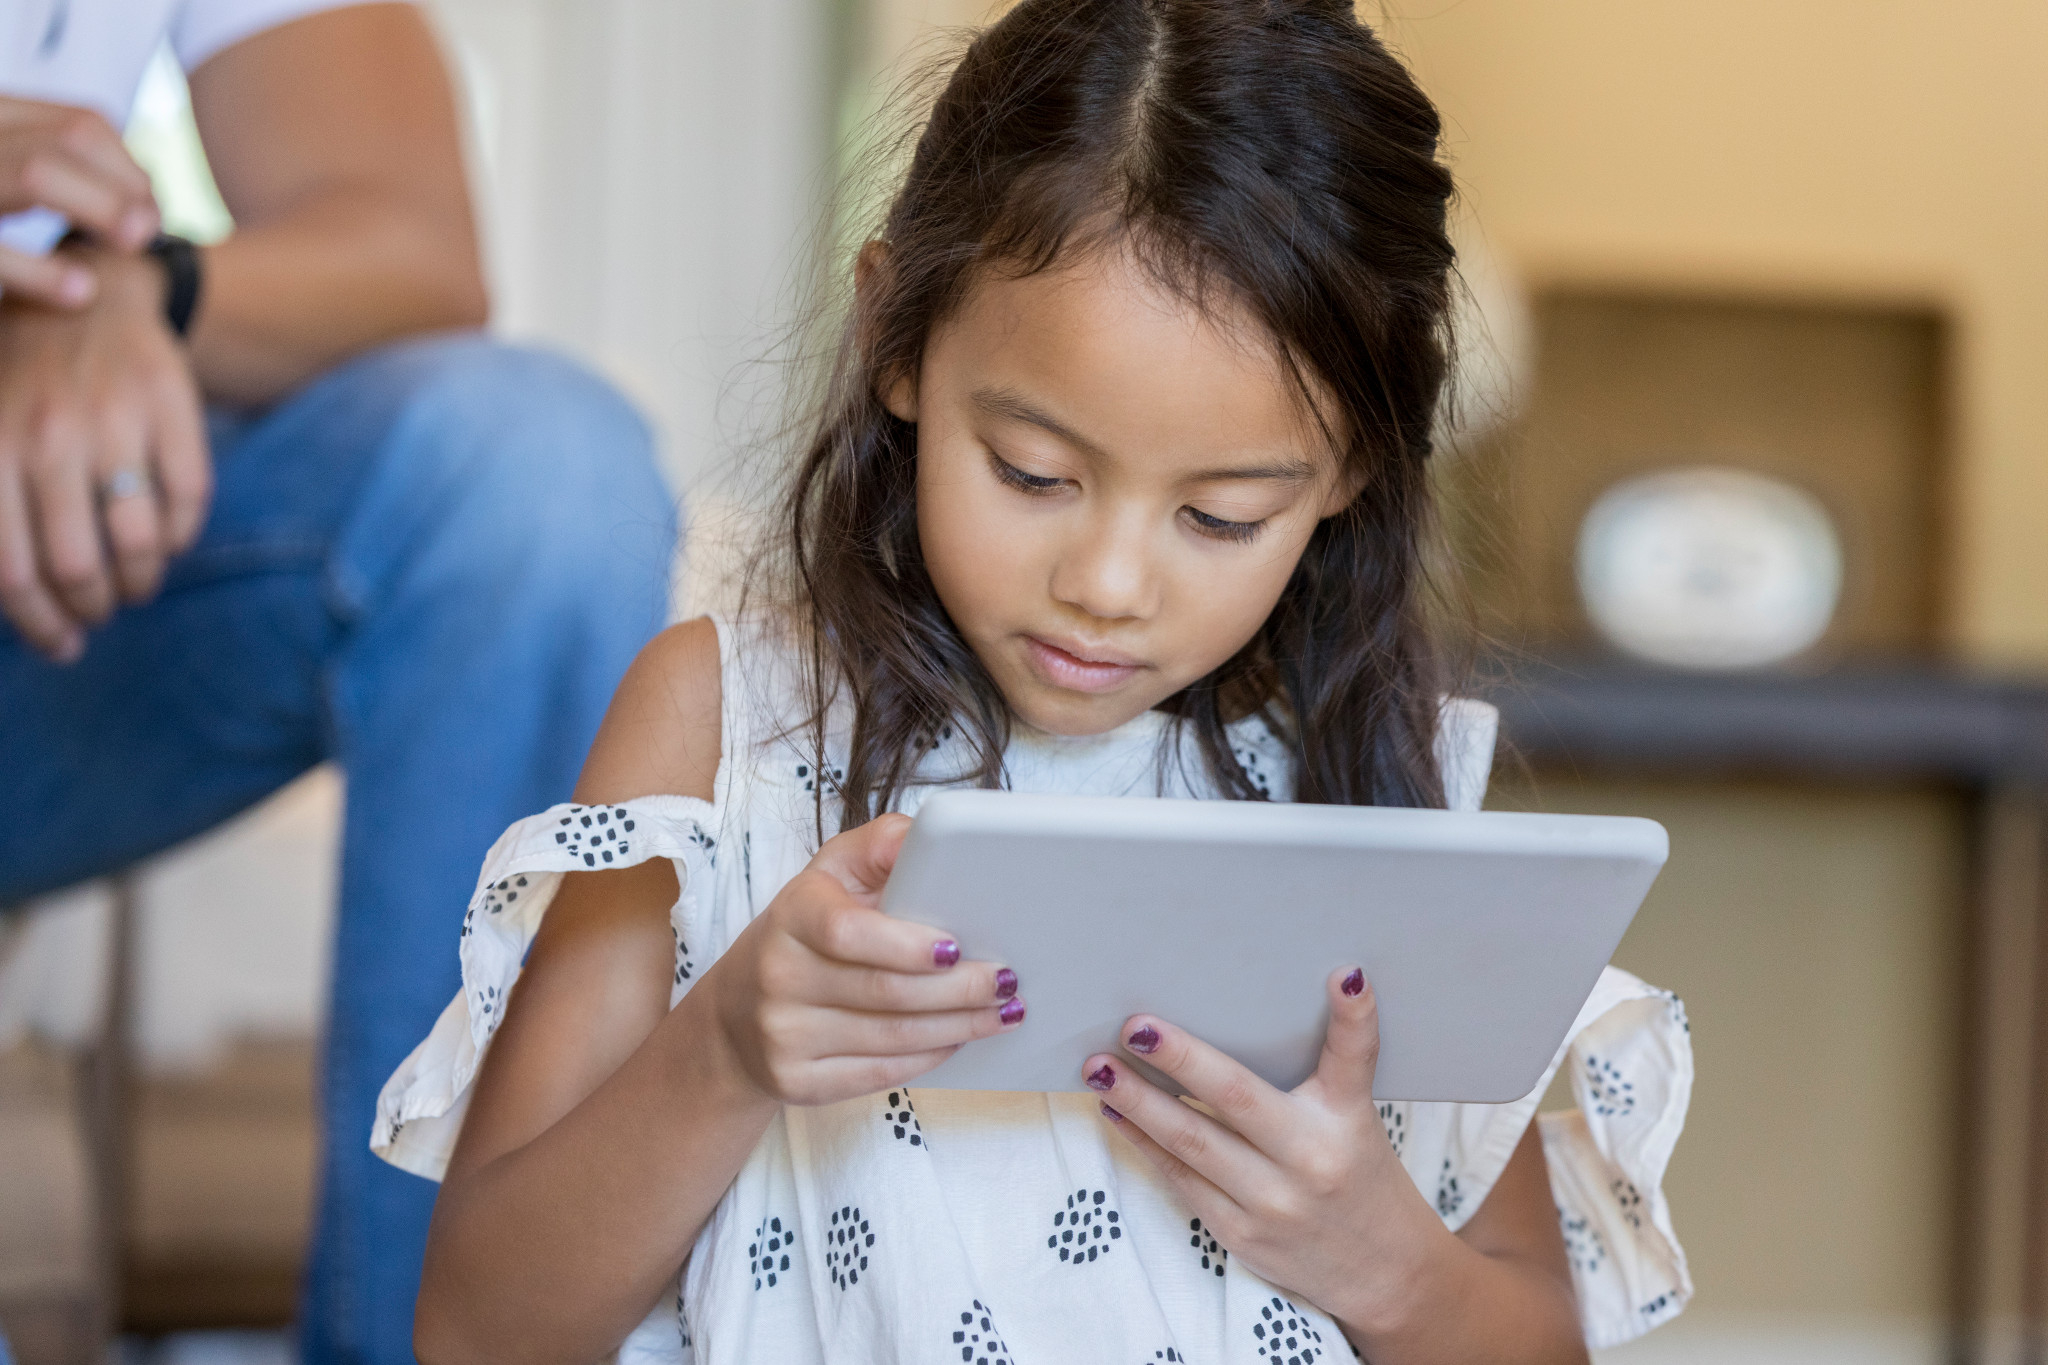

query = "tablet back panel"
[[880, 792, 1668, 1102]]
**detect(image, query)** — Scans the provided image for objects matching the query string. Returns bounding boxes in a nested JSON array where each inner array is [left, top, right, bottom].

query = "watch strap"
[[145, 234, 203, 337]]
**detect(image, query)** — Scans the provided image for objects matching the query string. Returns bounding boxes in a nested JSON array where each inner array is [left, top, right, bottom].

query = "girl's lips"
[[1023, 635, 1142, 693]]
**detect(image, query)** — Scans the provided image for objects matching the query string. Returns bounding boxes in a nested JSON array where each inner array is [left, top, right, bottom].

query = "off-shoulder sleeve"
[[369, 794, 731, 1181], [1392, 966, 1692, 1350], [1538, 970, 1694, 1347]]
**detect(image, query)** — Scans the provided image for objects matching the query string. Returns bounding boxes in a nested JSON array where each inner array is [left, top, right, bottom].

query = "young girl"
[[375, 2, 1692, 1361]]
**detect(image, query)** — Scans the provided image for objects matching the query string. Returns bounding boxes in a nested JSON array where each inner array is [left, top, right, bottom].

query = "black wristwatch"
[[145, 234, 203, 337]]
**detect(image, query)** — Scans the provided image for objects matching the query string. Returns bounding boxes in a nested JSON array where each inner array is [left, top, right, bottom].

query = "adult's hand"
[[0, 96, 161, 307], [0, 246, 210, 662]]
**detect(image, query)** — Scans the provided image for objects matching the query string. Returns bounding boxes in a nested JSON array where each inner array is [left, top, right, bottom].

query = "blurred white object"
[[1576, 466, 1843, 670]]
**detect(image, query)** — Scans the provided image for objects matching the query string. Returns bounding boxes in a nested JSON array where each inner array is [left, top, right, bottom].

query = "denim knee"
[[326, 335, 679, 622]]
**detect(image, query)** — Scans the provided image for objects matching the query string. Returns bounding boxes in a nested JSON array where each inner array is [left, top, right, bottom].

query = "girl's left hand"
[[1081, 967, 1449, 1334]]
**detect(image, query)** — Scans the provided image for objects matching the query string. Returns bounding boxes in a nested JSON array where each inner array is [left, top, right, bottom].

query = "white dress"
[[374, 615, 1694, 1361]]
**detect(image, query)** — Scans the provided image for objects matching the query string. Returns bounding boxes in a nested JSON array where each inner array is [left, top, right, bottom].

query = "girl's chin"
[[1001, 679, 1161, 739]]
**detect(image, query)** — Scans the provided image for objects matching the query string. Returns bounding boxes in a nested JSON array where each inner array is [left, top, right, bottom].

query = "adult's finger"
[[28, 438, 115, 625], [0, 463, 83, 660], [0, 244, 95, 309], [149, 362, 211, 552], [96, 457, 167, 603], [1303, 966, 1380, 1112], [19, 149, 153, 246]]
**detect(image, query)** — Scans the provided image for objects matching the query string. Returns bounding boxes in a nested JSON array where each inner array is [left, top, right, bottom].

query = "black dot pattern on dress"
[[1583, 1054, 1637, 1118], [1188, 1216, 1227, 1276], [1434, 1159, 1464, 1219], [796, 761, 846, 796], [749, 1215, 795, 1290], [1142, 1351, 1184, 1362], [1559, 1207, 1607, 1275], [553, 805, 636, 867], [1045, 1187, 1121, 1265], [463, 875, 533, 941], [1232, 743, 1276, 799], [672, 924, 694, 985], [883, 1090, 925, 1146], [825, 1205, 872, 1289], [1661, 990, 1691, 1034], [1377, 1103, 1406, 1158], [1252, 1295, 1326, 1363], [951, 1299, 1012, 1365], [1611, 1177, 1644, 1230], [1639, 1292, 1677, 1323]]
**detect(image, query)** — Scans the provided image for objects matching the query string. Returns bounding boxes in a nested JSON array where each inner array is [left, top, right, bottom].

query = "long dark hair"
[[757, 0, 1458, 827]]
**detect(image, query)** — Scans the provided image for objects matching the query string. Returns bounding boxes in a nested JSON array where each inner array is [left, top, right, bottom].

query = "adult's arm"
[[184, 2, 488, 404]]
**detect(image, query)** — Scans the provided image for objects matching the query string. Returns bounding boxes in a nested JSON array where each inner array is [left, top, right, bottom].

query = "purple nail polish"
[[932, 939, 960, 968], [999, 997, 1026, 1026], [1342, 968, 1365, 997], [1126, 1025, 1160, 1054], [1085, 1064, 1116, 1091], [994, 968, 1018, 1000], [1100, 1102, 1123, 1122]]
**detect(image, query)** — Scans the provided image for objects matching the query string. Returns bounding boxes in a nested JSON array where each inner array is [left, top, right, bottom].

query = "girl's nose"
[[1048, 514, 1158, 622]]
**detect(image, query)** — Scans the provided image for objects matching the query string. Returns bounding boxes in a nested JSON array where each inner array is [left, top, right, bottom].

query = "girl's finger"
[[808, 812, 913, 898], [1114, 1014, 1298, 1155], [807, 1000, 1024, 1059], [1091, 1080, 1248, 1239], [807, 955, 1019, 1014], [803, 1046, 964, 1100], [785, 873, 964, 975], [1081, 1054, 1273, 1198], [1304, 966, 1381, 1112]]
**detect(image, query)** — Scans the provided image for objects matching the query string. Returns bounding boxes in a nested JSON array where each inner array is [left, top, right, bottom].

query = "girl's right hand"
[[700, 812, 1023, 1106]]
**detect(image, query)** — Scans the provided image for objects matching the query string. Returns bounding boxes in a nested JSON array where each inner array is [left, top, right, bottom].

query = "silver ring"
[[100, 467, 152, 501]]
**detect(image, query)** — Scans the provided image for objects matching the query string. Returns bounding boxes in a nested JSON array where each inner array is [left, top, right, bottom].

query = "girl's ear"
[[856, 239, 919, 422]]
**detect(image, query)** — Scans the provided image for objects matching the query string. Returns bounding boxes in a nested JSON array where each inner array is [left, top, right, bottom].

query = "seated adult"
[[0, 4, 676, 1360]]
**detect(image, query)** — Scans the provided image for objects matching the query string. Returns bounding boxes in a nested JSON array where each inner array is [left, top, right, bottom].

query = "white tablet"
[[881, 791, 1668, 1102]]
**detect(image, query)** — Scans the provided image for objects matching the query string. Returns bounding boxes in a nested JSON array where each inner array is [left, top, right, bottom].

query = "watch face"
[[1575, 466, 1843, 670]]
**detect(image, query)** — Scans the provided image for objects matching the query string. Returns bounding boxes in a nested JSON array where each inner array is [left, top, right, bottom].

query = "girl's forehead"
[[931, 248, 1340, 470]]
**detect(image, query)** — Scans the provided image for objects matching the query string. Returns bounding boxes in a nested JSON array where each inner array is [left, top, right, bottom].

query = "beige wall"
[[866, 0, 2048, 664]]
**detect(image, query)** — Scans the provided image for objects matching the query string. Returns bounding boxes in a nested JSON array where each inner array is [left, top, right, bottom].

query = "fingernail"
[[932, 939, 960, 968], [1099, 1102, 1123, 1123], [999, 997, 1026, 1026], [994, 968, 1018, 1000], [1126, 1025, 1160, 1054], [1342, 968, 1365, 997], [1085, 1064, 1116, 1091]]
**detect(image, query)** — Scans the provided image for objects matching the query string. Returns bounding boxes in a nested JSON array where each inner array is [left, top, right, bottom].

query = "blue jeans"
[[0, 333, 677, 1364]]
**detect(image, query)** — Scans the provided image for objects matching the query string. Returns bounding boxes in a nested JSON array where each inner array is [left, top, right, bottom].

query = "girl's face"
[[889, 245, 1356, 737]]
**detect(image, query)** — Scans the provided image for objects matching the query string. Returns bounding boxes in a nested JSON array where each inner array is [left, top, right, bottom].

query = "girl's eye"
[[1184, 506, 1265, 544], [989, 454, 1065, 495]]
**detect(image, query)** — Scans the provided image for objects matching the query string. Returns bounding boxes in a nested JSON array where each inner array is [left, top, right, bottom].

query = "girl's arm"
[[1083, 972, 1588, 1365], [413, 619, 1023, 1365]]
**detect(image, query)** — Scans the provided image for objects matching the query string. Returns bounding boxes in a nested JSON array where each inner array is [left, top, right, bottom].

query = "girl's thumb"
[[812, 811, 914, 896], [1311, 965, 1381, 1107]]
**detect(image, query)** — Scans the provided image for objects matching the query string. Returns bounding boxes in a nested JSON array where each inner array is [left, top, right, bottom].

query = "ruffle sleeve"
[[1538, 970, 1694, 1348], [370, 794, 731, 1181], [1391, 964, 1693, 1350]]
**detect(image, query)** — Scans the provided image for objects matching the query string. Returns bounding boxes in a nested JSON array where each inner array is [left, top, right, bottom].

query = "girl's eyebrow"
[[969, 385, 1316, 484]]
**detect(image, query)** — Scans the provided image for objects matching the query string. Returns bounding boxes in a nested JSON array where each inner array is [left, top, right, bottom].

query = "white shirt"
[[374, 614, 1694, 1362], [0, 0, 363, 253]]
